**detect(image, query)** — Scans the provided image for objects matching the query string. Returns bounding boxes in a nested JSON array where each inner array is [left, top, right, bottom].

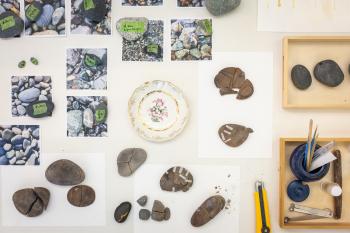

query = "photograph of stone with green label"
[[0, 0, 23, 39], [24, 0, 65, 36], [121, 0, 162, 6], [171, 19, 212, 61], [67, 96, 107, 137], [66, 48, 107, 90], [70, 0, 111, 35], [116, 17, 163, 61], [11, 76, 53, 117]]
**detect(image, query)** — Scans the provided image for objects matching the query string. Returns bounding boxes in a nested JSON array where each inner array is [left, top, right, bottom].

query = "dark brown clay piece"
[[45, 159, 85, 186], [12, 187, 50, 217], [218, 124, 253, 147], [214, 67, 254, 100], [191, 195, 226, 227], [67, 185, 95, 207], [151, 200, 170, 221], [160, 166, 193, 192], [114, 202, 132, 223]]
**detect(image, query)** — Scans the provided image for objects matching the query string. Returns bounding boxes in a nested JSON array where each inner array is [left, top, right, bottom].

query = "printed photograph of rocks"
[[177, 0, 204, 7], [122, 0, 162, 6]]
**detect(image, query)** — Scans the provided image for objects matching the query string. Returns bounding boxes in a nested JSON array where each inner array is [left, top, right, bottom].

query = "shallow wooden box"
[[283, 36, 350, 109], [279, 138, 350, 229]]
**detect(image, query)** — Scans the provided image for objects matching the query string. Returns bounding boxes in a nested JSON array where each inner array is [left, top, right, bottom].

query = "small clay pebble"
[[214, 67, 254, 100], [137, 195, 148, 206], [26, 100, 55, 118], [12, 187, 50, 217], [160, 166, 193, 192], [67, 185, 95, 207], [151, 200, 170, 221], [139, 209, 151, 220], [313, 60, 344, 87], [18, 60, 26, 68], [82, 0, 107, 23], [218, 124, 253, 147], [30, 57, 39, 65], [164, 207, 171, 220], [114, 202, 132, 223], [291, 64, 312, 90], [117, 148, 147, 177], [45, 159, 85, 186], [191, 195, 226, 227], [0, 11, 24, 38]]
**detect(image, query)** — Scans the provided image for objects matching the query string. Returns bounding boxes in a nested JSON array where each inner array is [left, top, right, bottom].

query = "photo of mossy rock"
[[67, 48, 107, 89], [70, 0, 111, 35], [24, 0, 65, 36], [171, 19, 212, 61], [122, 0, 162, 6], [122, 20, 163, 62], [178, 0, 204, 7], [67, 96, 108, 137], [11, 76, 52, 117], [0, 125, 40, 165]]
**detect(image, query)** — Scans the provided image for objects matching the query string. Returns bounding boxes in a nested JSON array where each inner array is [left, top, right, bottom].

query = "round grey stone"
[[139, 209, 151, 220], [291, 65, 312, 90], [205, 0, 241, 16], [313, 60, 344, 87]]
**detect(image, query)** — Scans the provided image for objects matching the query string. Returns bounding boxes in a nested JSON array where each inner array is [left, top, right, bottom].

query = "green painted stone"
[[205, 0, 241, 16], [0, 11, 24, 38], [83, 53, 101, 68], [144, 44, 162, 58], [82, 0, 107, 23], [18, 60, 26, 68], [116, 17, 148, 41], [25, 1, 43, 22], [30, 57, 39, 65], [94, 103, 107, 124], [26, 100, 55, 118]]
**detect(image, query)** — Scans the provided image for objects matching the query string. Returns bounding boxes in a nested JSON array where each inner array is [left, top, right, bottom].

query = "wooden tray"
[[283, 36, 350, 109], [279, 138, 350, 229]]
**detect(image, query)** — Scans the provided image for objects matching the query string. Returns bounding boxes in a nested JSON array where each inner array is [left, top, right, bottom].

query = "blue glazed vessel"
[[289, 143, 330, 182]]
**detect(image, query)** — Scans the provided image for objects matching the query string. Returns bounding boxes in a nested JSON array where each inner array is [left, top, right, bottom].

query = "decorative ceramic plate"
[[129, 80, 189, 142]]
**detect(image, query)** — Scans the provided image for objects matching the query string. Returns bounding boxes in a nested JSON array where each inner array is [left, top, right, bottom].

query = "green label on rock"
[[202, 19, 212, 35], [121, 21, 145, 33], [0, 16, 15, 31], [84, 54, 97, 67], [26, 5, 40, 21], [84, 0, 95, 10], [33, 103, 48, 116], [95, 109, 106, 123], [147, 44, 158, 54]]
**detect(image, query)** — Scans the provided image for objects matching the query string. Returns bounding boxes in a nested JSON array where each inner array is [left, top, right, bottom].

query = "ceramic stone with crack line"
[[117, 148, 147, 177], [45, 159, 85, 185], [12, 187, 50, 217], [26, 100, 55, 118], [191, 195, 226, 227], [218, 124, 253, 148], [151, 200, 170, 221], [114, 202, 132, 223], [160, 166, 193, 192], [67, 185, 95, 207]]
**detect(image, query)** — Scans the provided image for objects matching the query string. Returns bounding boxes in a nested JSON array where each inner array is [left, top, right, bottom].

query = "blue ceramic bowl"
[[289, 143, 330, 182]]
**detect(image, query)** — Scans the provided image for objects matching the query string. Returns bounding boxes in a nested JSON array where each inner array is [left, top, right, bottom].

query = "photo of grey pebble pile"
[[70, 0, 111, 35], [24, 0, 65, 36], [67, 48, 107, 90], [0, 125, 40, 165], [177, 0, 204, 7], [120, 19, 163, 62], [11, 76, 52, 117], [171, 19, 212, 61], [122, 0, 162, 6], [67, 96, 108, 137]]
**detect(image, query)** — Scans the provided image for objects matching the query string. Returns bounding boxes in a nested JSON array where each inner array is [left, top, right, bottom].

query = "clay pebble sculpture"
[[114, 202, 132, 223], [160, 166, 193, 192], [67, 185, 95, 207], [45, 159, 85, 185], [12, 187, 50, 217], [137, 195, 148, 206], [313, 60, 344, 87], [218, 124, 253, 147], [191, 195, 226, 227], [117, 148, 147, 177], [151, 200, 170, 221], [214, 67, 254, 100], [139, 209, 151, 220], [291, 64, 312, 90]]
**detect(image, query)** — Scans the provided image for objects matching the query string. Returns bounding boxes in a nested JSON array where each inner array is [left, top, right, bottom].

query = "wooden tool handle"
[[333, 150, 342, 220]]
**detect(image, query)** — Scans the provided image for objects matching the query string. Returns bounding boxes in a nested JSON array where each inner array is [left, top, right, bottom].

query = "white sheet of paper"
[[257, 0, 350, 32], [134, 164, 240, 233], [0, 153, 106, 226], [198, 52, 273, 158]]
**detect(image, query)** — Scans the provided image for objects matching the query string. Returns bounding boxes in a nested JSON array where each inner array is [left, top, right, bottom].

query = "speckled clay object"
[[191, 195, 226, 227]]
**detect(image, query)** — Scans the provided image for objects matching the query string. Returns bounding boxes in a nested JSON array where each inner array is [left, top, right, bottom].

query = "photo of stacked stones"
[[0, 125, 40, 165], [66, 48, 107, 90], [70, 0, 111, 35], [177, 0, 205, 7], [11, 76, 52, 117], [117, 17, 163, 62], [24, 0, 65, 36], [0, 0, 23, 38], [121, 0, 162, 6], [171, 19, 212, 61], [67, 96, 108, 137]]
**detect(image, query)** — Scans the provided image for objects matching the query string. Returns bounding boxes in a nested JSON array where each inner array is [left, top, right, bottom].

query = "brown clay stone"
[[191, 195, 226, 227], [151, 200, 170, 221], [160, 166, 193, 192], [67, 185, 95, 207], [218, 124, 253, 147], [45, 159, 85, 186]]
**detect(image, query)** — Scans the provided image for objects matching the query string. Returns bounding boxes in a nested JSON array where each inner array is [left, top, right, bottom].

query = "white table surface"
[[1, 0, 350, 232]]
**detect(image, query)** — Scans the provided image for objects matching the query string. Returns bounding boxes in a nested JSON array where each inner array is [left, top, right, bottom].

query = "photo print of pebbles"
[[0, 0, 23, 38], [11, 76, 53, 117], [0, 125, 40, 165], [122, 0, 163, 6], [70, 0, 111, 35], [171, 19, 212, 61], [24, 0, 65, 36], [66, 48, 107, 90], [116, 17, 163, 62], [67, 96, 108, 137], [178, 0, 205, 7]]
